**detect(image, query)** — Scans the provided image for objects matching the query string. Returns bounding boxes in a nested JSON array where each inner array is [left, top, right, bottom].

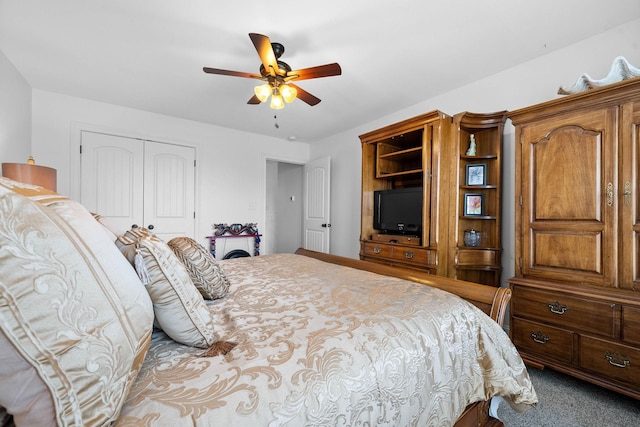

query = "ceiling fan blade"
[[203, 67, 261, 79], [290, 83, 321, 106], [247, 95, 261, 105], [249, 33, 278, 77], [287, 63, 342, 81]]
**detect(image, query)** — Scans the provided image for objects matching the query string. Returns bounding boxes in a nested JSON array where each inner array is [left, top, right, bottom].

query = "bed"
[[0, 178, 537, 426]]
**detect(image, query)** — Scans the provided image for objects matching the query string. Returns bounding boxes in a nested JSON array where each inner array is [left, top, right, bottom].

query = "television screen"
[[373, 187, 423, 235]]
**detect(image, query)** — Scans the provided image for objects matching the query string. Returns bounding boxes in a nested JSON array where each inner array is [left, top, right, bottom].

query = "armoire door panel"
[[619, 101, 640, 290], [520, 108, 616, 287], [532, 126, 602, 221], [532, 230, 602, 273]]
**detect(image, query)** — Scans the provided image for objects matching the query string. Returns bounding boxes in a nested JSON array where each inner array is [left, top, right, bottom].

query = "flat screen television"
[[373, 187, 423, 235]]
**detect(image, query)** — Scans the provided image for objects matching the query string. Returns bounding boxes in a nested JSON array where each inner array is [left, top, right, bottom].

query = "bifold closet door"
[[80, 131, 195, 240]]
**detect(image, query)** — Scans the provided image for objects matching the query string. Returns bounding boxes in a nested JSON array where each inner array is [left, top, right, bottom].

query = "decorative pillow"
[[167, 237, 231, 300], [0, 186, 154, 426], [116, 230, 216, 349]]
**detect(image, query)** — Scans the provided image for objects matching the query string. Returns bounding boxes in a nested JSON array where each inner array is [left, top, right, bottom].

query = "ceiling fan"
[[203, 33, 342, 109]]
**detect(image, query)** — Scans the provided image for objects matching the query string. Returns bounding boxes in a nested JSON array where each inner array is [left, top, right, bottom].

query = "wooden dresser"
[[508, 77, 640, 400]]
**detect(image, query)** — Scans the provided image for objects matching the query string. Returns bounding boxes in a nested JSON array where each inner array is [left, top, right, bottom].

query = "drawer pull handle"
[[547, 301, 568, 315], [404, 251, 414, 259], [605, 351, 631, 368], [373, 247, 381, 254], [530, 331, 550, 344]]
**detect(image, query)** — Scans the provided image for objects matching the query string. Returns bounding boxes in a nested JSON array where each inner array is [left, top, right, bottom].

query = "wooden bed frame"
[[296, 248, 510, 427]]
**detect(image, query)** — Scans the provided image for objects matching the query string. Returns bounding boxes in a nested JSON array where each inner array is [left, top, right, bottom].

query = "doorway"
[[266, 160, 303, 253]]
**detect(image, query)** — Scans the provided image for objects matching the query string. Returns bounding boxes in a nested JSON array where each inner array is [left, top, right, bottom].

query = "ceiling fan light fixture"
[[280, 84, 297, 103], [270, 91, 285, 109], [254, 83, 271, 102]]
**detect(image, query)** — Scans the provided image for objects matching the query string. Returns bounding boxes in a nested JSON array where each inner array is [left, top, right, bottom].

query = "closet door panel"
[[143, 141, 195, 241], [80, 131, 144, 234]]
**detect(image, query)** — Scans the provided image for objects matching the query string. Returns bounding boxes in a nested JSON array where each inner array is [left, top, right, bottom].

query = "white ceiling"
[[2, 0, 640, 143]]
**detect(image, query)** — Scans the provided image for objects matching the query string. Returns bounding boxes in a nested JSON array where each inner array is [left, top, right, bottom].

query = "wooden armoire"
[[508, 77, 640, 400]]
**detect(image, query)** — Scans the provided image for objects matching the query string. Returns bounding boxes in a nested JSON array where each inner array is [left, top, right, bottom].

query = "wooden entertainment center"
[[359, 110, 506, 287]]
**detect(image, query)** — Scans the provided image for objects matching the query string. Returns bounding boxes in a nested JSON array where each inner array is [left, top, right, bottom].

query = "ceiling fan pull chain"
[[274, 114, 279, 129]]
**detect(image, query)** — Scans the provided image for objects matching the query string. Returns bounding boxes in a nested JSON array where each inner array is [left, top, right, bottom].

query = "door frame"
[[261, 153, 309, 255]]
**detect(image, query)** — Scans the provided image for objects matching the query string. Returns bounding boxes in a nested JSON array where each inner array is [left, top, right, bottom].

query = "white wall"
[[30, 90, 310, 250], [311, 18, 640, 286], [3, 18, 639, 272], [0, 49, 31, 162]]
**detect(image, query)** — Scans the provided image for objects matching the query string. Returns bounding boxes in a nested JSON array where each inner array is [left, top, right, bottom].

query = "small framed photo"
[[464, 193, 484, 216], [466, 163, 486, 186]]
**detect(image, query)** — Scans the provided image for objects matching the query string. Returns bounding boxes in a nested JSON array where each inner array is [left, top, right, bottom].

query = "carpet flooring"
[[497, 367, 640, 426]]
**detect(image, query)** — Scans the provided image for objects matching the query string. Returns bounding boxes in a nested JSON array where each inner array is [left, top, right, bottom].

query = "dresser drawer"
[[580, 336, 640, 391], [389, 246, 430, 265], [512, 286, 615, 337], [512, 317, 574, 363], [362, 241, 394, 258], [622, 305, 640, 346]]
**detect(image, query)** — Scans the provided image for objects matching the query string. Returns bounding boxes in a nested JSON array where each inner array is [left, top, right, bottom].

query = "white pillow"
[[0, 184, 154, 426]]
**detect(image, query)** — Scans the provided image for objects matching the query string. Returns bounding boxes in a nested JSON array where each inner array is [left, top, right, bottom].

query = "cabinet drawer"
[[512, 286, 615, 337], [622, 305, 640, 346], [456, 249, 499, 267], [390, 246, 430, 265], [362, 242, 394, 258], [372, 234, 421, 246], [580, 336, 640, 391], [512, 317, 574, 363]]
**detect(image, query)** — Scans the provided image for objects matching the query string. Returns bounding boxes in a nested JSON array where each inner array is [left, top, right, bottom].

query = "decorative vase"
[[464, 229, 481, 247]]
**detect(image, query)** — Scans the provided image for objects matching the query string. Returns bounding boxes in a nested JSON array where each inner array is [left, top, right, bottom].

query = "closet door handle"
[[606, 182, 614, 207], [147, 224, 155, 230]]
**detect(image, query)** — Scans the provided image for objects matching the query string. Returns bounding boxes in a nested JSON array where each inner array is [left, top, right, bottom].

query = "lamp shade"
[[2, 163, 57, 191]]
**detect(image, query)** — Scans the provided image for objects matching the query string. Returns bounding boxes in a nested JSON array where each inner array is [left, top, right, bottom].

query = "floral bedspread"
[[116, 253, 537, 426]]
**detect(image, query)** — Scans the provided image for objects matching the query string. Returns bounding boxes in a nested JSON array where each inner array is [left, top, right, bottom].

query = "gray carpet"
[[497, 367, 640, 426]]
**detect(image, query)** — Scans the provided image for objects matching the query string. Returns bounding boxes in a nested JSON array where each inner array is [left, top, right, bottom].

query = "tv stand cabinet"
[[359, 111, 452, 275], [359, 110, 505, 285]]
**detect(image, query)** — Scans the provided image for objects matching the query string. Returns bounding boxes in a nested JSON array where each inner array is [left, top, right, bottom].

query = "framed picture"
[[466, 163, 486, 186], [464, 193, 484, 216]]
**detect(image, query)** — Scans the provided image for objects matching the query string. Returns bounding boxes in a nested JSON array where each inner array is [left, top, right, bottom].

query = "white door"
[[143, 141, 195, 241], [80, 131, 195, 240], [80, 131, 144, 234], [303, 156, 331, 253]]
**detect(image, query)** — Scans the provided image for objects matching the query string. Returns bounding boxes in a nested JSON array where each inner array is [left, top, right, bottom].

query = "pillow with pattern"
[[168, 237, 231, 300], [116, 230, 216, 349]]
